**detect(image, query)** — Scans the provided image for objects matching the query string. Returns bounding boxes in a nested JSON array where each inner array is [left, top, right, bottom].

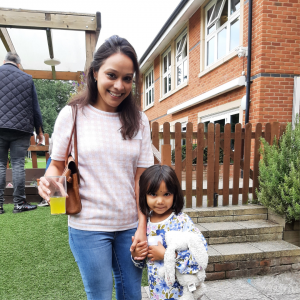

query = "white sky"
[[0, 0, 181, 72]]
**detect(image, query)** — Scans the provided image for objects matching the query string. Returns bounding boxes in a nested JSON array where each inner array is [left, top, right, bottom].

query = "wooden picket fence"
[[151, 121, 286, 208]]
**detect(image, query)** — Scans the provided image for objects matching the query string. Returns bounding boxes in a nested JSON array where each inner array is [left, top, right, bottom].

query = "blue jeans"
[[69, 227, 143, 300], [0, 129, 31, 205]]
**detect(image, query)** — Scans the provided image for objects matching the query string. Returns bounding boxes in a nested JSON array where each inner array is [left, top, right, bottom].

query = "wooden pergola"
[[0, 7, 101, 81]]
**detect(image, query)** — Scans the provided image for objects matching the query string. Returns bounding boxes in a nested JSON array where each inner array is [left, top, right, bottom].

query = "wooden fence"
[[152, 121, 286, 208], [6, 133, 49, 169]]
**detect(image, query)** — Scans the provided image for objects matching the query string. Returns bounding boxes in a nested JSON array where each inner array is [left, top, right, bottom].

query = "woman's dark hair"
[[139, 165, 184, 216], [69, 35, 141, 139]]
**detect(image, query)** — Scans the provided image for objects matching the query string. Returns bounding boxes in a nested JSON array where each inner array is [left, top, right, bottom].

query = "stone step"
[[207, 240, 300, 280], [196, 220, 283, 245], [184, 204, 267, 223]]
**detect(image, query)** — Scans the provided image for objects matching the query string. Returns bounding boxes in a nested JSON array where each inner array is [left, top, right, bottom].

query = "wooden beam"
[[0, 7, 97, 31], [23, 69, 81, 81], [95, 12, 101, 45], [84, 31, 96, 74], [45, 28, 56, 79], [0, 28, 24, 69]]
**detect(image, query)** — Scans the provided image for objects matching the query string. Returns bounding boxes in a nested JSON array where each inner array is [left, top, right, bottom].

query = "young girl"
[[132, 165, 208, 299]]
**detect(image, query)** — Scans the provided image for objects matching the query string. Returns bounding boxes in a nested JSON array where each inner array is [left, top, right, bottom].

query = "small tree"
[[257, 120, 300, 222]]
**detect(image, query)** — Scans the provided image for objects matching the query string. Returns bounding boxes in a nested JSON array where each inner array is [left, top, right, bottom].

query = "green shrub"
[[257, 120, 300, 222], [171, 144, 224, 164]]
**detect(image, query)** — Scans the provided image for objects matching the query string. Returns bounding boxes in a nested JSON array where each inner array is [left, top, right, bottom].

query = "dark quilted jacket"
[[0, 63, 42, 134]]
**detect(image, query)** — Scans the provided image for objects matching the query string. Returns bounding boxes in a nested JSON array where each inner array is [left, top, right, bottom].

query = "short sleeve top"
[[51, 104, 154, 231]]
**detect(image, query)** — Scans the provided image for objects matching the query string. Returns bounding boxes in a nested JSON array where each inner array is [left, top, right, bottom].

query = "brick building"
[[139, 0, 300, 134]]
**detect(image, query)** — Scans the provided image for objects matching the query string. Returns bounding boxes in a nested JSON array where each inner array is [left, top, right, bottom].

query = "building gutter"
[[245, 0, 253, 124], [139, 0, 190, 66]]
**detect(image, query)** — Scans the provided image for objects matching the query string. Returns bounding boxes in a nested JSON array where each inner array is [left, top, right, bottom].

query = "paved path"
[[141, 270, 300, 299]]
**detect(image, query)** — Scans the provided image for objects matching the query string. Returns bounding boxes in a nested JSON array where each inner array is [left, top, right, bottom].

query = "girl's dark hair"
[[69, 35, 141, 139], [139, 165, 184, 216]]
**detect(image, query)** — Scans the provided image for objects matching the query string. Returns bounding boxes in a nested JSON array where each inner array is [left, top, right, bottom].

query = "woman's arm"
[[38, 159, 65, 201], [130, 167, 147, 258]]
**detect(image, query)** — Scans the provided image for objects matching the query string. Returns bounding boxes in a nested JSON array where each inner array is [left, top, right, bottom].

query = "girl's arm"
[[130, 167, 147, 258], [38, 160, 65, 201]]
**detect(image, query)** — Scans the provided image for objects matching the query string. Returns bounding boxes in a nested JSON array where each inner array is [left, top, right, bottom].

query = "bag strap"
[[64, 105, 78, 167]]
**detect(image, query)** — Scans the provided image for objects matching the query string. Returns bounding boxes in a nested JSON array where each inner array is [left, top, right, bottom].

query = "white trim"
[[175, 28, 188, 87], [144, 66, 154, 109], [167, 76, 245, 114], [159, 81, 188, 102], [143, 102, 154, 112], [201, 107, 240, 123]]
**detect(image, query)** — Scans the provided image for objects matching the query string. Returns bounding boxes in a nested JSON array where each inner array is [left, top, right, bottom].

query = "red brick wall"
[[141, 1, 298, 130]]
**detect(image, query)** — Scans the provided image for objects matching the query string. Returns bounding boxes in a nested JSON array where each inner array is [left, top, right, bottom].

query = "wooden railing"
[[152, 121, 286, 208], [6, 133, 49, 169]]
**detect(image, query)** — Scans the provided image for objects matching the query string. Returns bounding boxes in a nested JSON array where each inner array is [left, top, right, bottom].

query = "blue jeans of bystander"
[[69, 227, 143, 300]]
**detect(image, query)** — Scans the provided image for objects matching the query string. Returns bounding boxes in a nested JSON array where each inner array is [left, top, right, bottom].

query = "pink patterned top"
[[51, 105, 153, 231]]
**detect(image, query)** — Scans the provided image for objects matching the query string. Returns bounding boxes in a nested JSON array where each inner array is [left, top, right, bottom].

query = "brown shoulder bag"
[[62, 105, 82, 215]]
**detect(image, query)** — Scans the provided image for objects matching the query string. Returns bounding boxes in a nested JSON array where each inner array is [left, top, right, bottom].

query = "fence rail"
[[152, 121, 286, 208], [6, 133, 49, 169]]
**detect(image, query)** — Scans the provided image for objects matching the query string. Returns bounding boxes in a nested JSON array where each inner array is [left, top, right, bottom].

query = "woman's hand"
[[130, 237, 148, 260], [148, 242, 166, 261], [130, 225, 147, 259], [38, 177, 51, 202]]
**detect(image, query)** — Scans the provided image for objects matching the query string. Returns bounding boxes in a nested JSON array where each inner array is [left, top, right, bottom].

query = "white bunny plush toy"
[[158, 231, 208, 300]]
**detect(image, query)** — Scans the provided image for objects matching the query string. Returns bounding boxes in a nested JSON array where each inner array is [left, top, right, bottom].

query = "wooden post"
[[85, 31, 96, 74], [152, 122, 159, 164], [185, 123, 193, 208], [161, 145, 171, 167], [253, 123, 262, 201], [232, 123, 242, 205], [175, 122, 182, 183], [222, 123, 231, 206], [207, 123, 215, 207], [30, 136, 38, 169], [242, 123, 252, 204], [196, 123, 204, 207], [214, 123, 220, 205]]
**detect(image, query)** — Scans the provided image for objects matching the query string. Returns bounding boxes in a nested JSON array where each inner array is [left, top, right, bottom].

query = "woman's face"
[[93, 52, 134, 112]]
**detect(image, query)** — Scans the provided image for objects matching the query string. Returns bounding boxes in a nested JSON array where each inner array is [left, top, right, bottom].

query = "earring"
[[94, 78, 97, 82]]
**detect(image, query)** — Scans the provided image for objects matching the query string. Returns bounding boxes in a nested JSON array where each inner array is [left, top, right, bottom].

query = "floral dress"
[[132, 212, 208, 300]]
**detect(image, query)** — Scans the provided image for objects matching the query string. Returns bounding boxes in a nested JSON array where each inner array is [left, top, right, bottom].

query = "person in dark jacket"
[[0, 52, 44, 214]]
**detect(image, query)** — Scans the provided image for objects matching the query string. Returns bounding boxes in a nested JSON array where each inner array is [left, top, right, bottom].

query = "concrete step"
[[206, 240, 300, 281], [196, 220, 283, 245], [184, 204, 267, 223]]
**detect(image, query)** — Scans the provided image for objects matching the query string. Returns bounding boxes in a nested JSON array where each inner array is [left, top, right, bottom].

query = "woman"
[[38, 35, 153, 300]]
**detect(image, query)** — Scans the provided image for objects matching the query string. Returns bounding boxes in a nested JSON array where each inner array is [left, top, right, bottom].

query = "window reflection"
[[218, 27, 227, 59], [207, 37, 215, 66], [230, 17, 240, 50], [231, 0, 240, 14]]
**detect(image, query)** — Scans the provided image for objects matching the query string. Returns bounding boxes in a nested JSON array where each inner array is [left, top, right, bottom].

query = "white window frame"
[[144, 67, 154, 109], [162, 48, 172, 95], [201, 108, 240, 126], [175, 29, 188, 87], [205, 0, 241, 68]]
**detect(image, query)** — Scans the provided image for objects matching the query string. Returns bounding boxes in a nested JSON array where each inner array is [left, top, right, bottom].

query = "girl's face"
[[146, 180, 174, 221], [93, 52, 134, 112]]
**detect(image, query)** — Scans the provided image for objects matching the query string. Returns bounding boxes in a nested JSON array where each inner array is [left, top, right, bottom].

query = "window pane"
[[164, 55, 167, 73], [146, 75, 148, 89], [230, 114, 239, 132], [231, 0, 240, 14], [152, 88, 154, 103], [208, 24, 216, 35], [146, 93, 148, 106], [177, 64, 182, 86], [204, 121, 209, 133], [183, 41, 187, 58], [217, 27, 227, 59], [152, 70, 154, 84], [168, 74, 171, 91], [207, 6, 214, 24], [214, 118, 225, 133], [183, 60, 188, 82], [164, 77, 167, 94], [230, 17, 240, 50], [177, 40, 182, 52], [211, 0, 223, 22], [168, 51, 171, 70], [149, 88, 151, 103], [207, 37, 215, 66], [220, 0, 228, 27], [177, 54, 182, 62]]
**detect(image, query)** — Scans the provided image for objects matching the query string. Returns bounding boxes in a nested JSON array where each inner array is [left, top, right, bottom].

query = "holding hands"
[[131, 238, 166, 262]]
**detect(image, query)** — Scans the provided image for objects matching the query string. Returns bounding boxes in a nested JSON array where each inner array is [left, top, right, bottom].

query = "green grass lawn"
[[0, 204, 148, 300], [25, 156, 47, 169]]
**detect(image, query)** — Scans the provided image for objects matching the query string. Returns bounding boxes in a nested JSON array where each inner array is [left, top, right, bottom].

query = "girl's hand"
[[148, 242, 166, 261], [130, 237, 148, 260], [130, 225, 147, 257]]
